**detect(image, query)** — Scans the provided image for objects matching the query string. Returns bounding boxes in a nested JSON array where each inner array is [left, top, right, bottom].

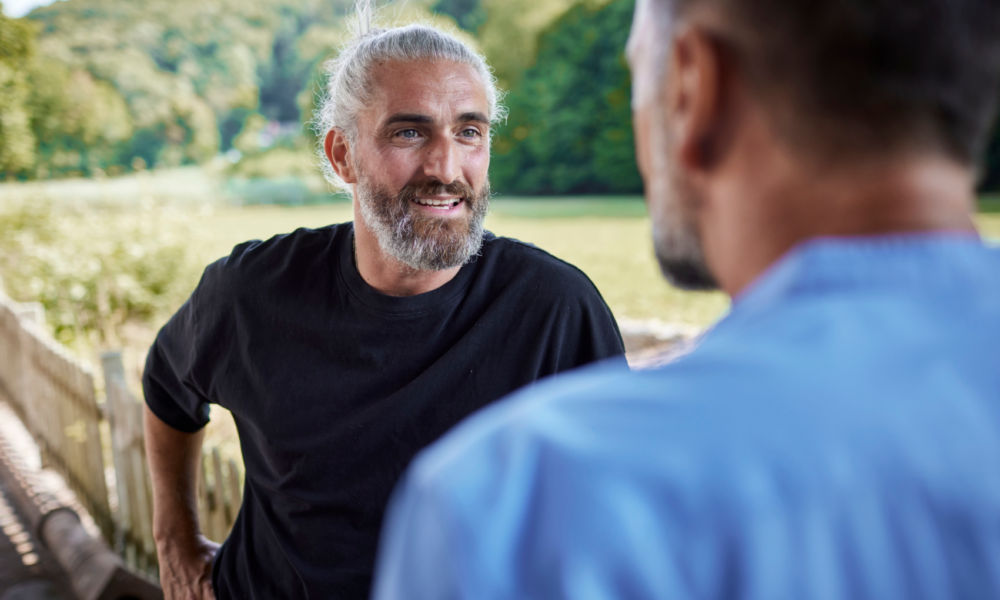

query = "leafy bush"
[[0, 199, 208, 353], [489, 0, 642, 195]]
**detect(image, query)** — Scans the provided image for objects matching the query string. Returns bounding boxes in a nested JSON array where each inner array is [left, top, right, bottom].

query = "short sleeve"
[[572, 285, 628, 368], [549, 267, 628, 373], [142, 269, 217, 433]]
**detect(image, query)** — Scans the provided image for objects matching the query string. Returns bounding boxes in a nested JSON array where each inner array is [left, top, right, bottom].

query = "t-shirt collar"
[[337, 222, 485, 315]]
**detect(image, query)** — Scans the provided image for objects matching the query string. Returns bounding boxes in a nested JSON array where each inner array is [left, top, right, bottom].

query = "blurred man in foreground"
[[141, 2, 624, 599], [374, 0, 1000, 597]]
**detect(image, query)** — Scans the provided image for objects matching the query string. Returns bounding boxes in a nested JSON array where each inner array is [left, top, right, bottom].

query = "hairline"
[[344, 56, 499, 142]]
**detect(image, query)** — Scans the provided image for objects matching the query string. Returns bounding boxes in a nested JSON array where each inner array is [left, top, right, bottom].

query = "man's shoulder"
[[404, 360, 637, 493], [201, 223, 345, 292], [409, 304, 1000, 515], [393, 348, 1000, 598], [216, 223, 344, 272], [479, 233, 603, 298]]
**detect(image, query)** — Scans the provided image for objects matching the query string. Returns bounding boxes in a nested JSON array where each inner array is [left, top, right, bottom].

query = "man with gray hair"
[[140, 2, 625, 598]]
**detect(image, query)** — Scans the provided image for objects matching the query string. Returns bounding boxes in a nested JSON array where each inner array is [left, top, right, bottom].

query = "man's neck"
[[351, 201, 462, 297], [704, 151, 979, 297]]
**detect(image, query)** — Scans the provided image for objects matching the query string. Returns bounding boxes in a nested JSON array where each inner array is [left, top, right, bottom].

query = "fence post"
[[16, 302, 46, 328], [101, 351, 130, 559], [17, 304, 45, 467]]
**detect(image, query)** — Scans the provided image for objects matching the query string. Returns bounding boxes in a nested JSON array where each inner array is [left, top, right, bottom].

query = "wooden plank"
[[107, 374, 132, 555], [130, 398, 155, 567], [1, 295, 116, 546], [197, 454, 212, 542], [227, 459, 242, 527], [210, 448, 227, 538]]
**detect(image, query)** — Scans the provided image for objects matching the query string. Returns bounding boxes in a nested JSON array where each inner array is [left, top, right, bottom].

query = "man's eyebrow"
[[383, 113, 434, 126], [381, 112, 490, 127], [457, 112, 489, 125]]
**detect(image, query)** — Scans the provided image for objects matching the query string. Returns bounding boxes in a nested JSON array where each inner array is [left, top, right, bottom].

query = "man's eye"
[[398, 129, 419, 139], [461, 129, 481, 138]]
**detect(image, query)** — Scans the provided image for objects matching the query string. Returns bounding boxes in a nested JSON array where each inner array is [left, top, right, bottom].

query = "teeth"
[[414, 198, 461, 208]]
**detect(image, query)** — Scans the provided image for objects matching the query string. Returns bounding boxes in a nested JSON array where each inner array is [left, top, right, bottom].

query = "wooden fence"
[[104, 360, 244, 573], [0, 291, 113, 543], [0, 288, 243, 579]]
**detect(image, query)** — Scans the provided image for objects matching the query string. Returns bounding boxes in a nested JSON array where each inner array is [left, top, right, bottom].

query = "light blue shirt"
[[373, 234, 1000, 600]]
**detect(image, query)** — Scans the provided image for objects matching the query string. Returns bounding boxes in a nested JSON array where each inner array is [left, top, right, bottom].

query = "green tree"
[[29, 57, 134, 177], [476, 0, 580, 91], [0, 5, 37, 176], [490, 0, 642, 195], [432, 0, 487, 32], [25, 0, 348, 169]]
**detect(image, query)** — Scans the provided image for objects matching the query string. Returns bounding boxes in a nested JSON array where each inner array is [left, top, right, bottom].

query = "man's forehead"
[[369, 60, 489, 122]]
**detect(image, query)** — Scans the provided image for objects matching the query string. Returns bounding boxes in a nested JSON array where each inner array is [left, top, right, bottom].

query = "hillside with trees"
[[1, 0, 998, 193]]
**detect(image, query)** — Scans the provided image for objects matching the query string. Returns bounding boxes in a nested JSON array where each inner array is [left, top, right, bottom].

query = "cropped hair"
[[313, 0, 505, 189], [654, 0, 1000, 165]]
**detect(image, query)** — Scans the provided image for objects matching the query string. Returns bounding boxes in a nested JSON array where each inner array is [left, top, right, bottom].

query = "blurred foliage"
[[432, 0, 487, 32], [6, 0, 479, 180], [29, 57, 134, 177], [489, 0, 642, 194], [476, 0, 580, 91], [10, 0, 994, 191], [0, 3, 38, 175], [24, 0, 356, 171], [0, 198, 208, 352], [3, 0, 644, 191], [229, 146, 317, 179]]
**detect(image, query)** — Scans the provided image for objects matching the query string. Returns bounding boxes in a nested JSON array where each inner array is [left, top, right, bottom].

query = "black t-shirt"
[[143, 223, 626, 599]]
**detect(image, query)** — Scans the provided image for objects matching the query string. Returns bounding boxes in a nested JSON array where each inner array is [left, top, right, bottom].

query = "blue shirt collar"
[[734, 232, 988, 314]]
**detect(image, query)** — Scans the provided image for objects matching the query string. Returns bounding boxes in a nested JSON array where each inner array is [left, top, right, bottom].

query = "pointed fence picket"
[[0, 290, 113, 542], [0, 288, 243, 581]]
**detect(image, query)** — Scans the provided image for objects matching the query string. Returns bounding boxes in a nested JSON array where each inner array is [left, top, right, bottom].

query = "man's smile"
[[412, 196, 465, 212]]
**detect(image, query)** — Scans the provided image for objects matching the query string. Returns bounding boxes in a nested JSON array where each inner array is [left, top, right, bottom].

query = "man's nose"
[[421, 135, 461, 184]]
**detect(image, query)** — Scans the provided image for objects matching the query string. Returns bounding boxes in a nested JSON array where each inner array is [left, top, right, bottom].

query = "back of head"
[[314, 0, 504, 189], [658, 0, 1000, 166]]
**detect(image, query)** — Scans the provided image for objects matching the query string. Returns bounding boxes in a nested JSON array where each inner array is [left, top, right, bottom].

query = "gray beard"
[[355, 175, 491, 272]]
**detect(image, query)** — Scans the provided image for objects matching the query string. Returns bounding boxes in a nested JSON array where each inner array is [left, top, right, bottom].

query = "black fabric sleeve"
[[516, 244, 628, 374], [142, 263, 221, 433], [492, 237, 628, 375], [557, 278, 629, 372]]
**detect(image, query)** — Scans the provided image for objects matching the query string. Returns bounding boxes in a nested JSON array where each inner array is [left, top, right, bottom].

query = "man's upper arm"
[[142, 258, 230, 433]]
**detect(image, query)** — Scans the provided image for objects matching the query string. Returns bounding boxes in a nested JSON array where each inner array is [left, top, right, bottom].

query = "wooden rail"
[[0, 289, 243, 581]]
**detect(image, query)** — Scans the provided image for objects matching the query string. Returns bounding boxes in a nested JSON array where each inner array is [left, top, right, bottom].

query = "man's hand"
[[157, 535, 220, 600]]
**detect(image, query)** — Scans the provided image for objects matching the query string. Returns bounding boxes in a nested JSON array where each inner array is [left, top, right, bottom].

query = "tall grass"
[[0, 198, 209, 357]]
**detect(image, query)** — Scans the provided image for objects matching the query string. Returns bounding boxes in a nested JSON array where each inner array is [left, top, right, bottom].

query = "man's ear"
[[325, 129, 357, 185], [667, 26, 729, 172]]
